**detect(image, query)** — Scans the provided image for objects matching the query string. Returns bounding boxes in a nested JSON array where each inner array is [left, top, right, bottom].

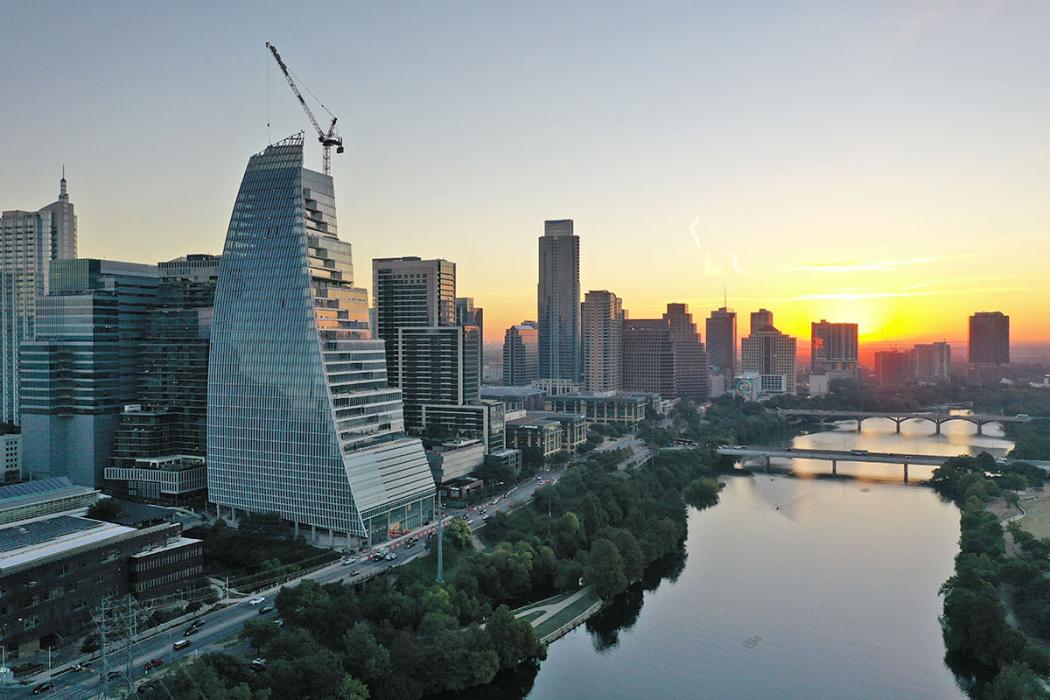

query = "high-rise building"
[[503, 322, 539, 386], [581, 290, 624, 392], [455, 297, 484, 382], [538, 219, 580, 381], [103, 255, 220, 504], [372, 257, 456, 383], [913, 341, 951, 383], [622, 319, 676, 398], [207, 136, 435, 547], [875, 350, 912, 386], [396, 325, 480, 430], [811, 320, 859, 378], [20, 259, 160, 486], [750, 308, 774, 335], [968, 312, 1010, 364], [706, 307, 737, 379], [741, 311, 797, 395], [664, 303, 708, 400], [1, 174, 77, 425]]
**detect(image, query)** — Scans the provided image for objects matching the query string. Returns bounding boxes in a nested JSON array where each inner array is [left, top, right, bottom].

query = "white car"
[[248, 597, 265, 606]]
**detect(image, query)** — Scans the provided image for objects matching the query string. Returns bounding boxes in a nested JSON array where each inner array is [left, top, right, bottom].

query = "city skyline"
[[4, 3, 1049, 347]]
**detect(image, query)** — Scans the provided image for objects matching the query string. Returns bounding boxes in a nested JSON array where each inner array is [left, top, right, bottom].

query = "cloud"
[[687, 216, 701, 253], [785, 285, 1032, 302], [731, 253, 744, 275]]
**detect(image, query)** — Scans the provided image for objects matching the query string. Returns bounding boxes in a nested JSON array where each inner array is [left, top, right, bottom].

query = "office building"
[[706, 307, 737, 379], [581, 290, 624, 392], [455, 297, 484, 380], [968, 312, 1010, 364], [0, 174, 77, 425], [622, 319, 676, 398], [207, 136, 435, 547], [507, 411, 588, 453], [426, 439, 485, 485], [538, 219, 580, 381], [420, 400, 506, 453], [664, 303, 708, 400], [545, 391, 655, 426], [811, 320, 859, 378], [20, 259, 160, 486], [741, 311, 797, 395], [502, 322, 539, 386], [913, 341, 951, 383], [504, 415, 563, 458], [1, 430, 18, 483], [750, 308, 774, 334], [480, 384, 545, 412], [875, 350, 912, 386], [396, 325, 480, 431], [372, 256, 456, 383]]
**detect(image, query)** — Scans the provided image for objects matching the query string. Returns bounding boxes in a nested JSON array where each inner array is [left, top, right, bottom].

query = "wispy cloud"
[[687, 216, 701, 253], [704, 253, 723, 277], [731, 253, 744, 276]]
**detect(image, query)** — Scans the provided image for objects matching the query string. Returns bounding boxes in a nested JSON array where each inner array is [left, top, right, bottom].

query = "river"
[[499, 418, 1013, 699]]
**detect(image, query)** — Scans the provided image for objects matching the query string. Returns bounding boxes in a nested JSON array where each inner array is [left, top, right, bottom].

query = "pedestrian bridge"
[[776, 409, 1032, 435], [716, 445, 1050, 482]]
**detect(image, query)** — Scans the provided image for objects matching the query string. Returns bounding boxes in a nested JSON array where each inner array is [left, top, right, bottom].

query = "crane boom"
[[266, 42, 343, 175]]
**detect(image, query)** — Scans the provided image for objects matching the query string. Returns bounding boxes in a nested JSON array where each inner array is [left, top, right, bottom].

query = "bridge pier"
[[903, 464, 909, 483], [832, 460, 837, 476], [976, 422, 984, 436], [765, 455, 771, 472], [934, 422, 942, 436]]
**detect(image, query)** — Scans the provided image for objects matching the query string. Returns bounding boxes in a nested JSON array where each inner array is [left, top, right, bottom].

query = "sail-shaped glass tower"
[[207, 135, 435, 546]]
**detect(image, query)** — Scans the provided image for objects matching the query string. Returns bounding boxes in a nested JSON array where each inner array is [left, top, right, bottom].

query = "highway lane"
[[9, 465, 568, 698]]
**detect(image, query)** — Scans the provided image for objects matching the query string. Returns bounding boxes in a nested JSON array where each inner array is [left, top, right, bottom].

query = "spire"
[[59, 166, 68, 202]]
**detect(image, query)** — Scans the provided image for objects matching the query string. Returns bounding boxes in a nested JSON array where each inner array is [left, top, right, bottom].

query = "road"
[[9, 465, 568, 698]]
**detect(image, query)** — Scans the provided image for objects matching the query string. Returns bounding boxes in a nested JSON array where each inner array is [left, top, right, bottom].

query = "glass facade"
[[207, 135, 435, 543]]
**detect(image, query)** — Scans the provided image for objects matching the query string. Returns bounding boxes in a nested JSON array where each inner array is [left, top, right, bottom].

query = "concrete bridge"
[[716, 445, 1050, 483], [776, 409, 1032, 435]]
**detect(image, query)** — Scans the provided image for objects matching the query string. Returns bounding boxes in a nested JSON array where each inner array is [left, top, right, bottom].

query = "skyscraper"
[[455, 297, 484, 381], [811, 320, 859, 377], [706, 306, 737, 378], [20, 259, 160, 486], [623, 319, 676, 397], [538, 219, 580, 381], [581, 290, 624, 391], [968, 312, 1010, 364], [664, 303, 708, 400], [503, 322, 539, 386], [207, 136, 435, 546], [875, 350, 912, 386], [913, 341, 951, 383], [741, 310, 797, 395], [0, 173, 77, 425], [396, 325, 480, 429], [372, 257, 457, 383], [750, 308, 774, 335]]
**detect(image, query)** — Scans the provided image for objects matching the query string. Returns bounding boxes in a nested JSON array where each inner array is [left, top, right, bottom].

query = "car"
[[173, 639, 192, 651], [71, 663, 86, 672], [272, 619, 284, 627], [536, 475, 543, 481], [259, 605, 275, 615], [384, 552, 396, 561], [248, 596, 266, 606], [138, 683, 158, 693], [107, 670, 124, 680], [503, 493, 511, 499], [185, 626, 200, 635], [32, 682, 54, 695], [480, 514, 489, 521], [144, 658, 164, 670], [341, 557, 355, 565], [249, 658, 267, 672], [491, 499, 499, 505], [349, 570, 360, 577]]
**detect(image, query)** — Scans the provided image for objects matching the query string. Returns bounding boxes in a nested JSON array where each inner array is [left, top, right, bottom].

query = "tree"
[[485, 605, 545, 669], [338, 675, 370, 700], [445, 518, 473, 550], [341, 623, 391, 683], [684, 478, 721, 510], [586, 538, 627, 600], [86, 498, 123, 522], [982, 662, 1045, 700]]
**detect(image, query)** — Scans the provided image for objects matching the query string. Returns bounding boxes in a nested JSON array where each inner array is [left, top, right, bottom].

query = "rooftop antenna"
[[59, 165, 68, 202], [266, 42, 344, 175]]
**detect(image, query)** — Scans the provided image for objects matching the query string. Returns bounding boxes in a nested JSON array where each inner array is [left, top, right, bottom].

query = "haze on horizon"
[[3, 1, 1049, 347]]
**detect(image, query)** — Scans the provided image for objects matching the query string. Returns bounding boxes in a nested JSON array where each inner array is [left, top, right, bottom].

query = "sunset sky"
[[3, 2, 1049, 347]]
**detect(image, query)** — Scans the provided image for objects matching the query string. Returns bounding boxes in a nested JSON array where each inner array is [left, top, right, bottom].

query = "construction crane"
[[266, 41, 344, 175]]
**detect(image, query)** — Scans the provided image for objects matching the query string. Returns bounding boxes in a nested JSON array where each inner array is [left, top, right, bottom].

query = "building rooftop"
[[480, 385, 544, 397], [130, 536, 201, 558], [0, 515, 136, 570], [0, 478, 99, 515]]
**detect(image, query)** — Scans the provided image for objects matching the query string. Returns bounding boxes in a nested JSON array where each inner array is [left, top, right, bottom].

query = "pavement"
[[513, 587, 592, 628], [3, 464, 569, 698]]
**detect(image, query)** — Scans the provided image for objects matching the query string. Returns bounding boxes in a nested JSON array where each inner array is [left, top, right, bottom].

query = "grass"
[[1017, 489, 1050, 539], [511, 590, 576, 615], [517, 610, 544, 624], [532, 589, 602, 640]]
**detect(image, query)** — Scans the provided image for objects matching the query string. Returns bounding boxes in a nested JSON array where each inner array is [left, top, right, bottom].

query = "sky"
[[3, 1, 1049, 348]]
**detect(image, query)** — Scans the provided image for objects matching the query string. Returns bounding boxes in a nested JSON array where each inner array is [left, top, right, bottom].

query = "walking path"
[[513, 587, 592, 628]]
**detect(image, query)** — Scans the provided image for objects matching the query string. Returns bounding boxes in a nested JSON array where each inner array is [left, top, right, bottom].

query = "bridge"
[[776, 409, 1032, 435], [717, 445, 1050, 482]]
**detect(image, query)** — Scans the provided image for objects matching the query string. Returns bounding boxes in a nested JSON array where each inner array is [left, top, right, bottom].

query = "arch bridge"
[[776, 409, 1032, 436]]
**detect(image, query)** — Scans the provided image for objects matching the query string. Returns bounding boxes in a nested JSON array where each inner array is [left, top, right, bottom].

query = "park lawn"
[[517, 610, 544, 624], [532, 589, 603, 640], [1017, 489, 1050, 539]]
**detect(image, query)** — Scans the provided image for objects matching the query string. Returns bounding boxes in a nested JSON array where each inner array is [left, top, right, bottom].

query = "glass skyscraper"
[[207, 135, 435, 546], [538, 219, 580, 381]]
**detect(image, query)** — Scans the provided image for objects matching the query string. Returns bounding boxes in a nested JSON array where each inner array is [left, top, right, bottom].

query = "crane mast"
[[266, 41, 344, 175]]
